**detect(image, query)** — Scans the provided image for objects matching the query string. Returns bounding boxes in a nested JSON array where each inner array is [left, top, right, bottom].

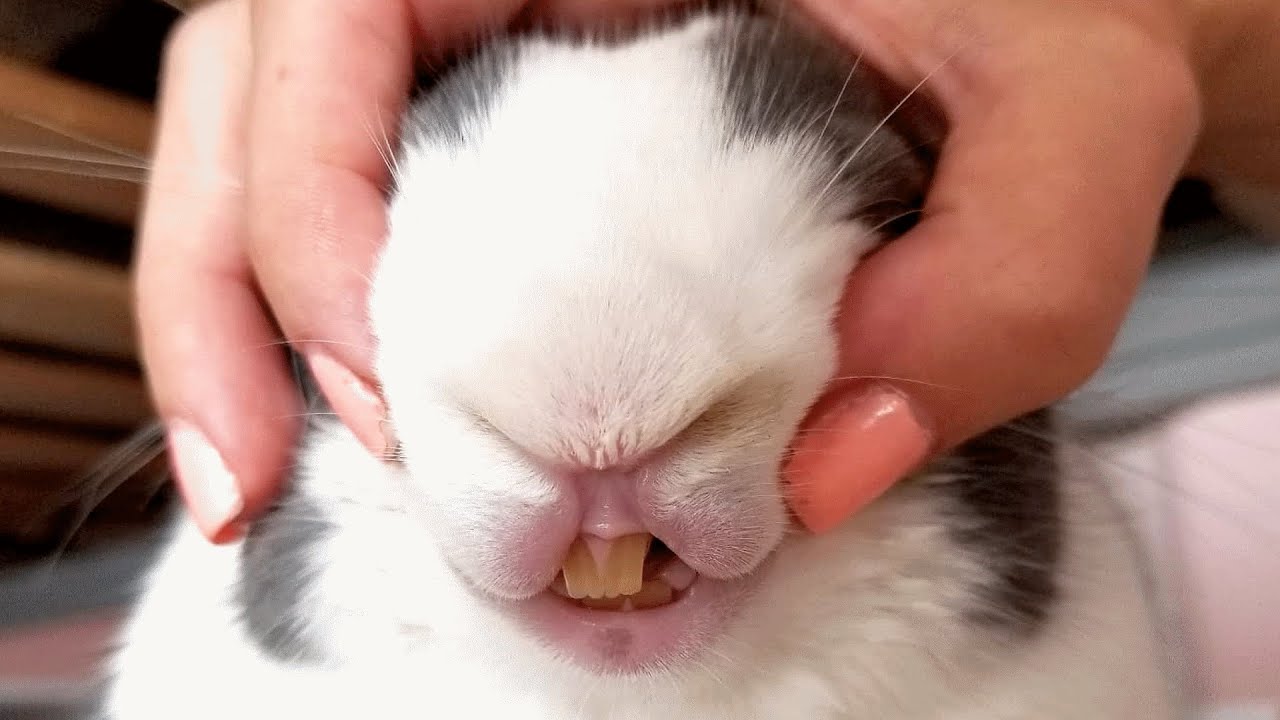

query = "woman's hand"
[[136, 0, 681, 542], [139, 0, 1213, 543], [782, 0, 1201, 531]]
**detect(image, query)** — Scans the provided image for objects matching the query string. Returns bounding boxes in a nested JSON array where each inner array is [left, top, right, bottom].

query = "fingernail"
[[786, 385, 934, 534], [305, 351, 387, 457], [167, 420, 245, 542]]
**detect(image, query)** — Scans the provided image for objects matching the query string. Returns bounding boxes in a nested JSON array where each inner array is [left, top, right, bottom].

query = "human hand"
[[781, 0, 1202, 531], [138, 0, 1203, 544], [135, 0, 683, 542]]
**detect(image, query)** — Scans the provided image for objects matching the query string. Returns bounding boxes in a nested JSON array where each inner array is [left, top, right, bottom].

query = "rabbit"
[[100, 6, 1181, 719]]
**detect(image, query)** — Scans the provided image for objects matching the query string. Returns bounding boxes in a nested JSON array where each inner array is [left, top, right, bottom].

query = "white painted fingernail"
[[166, 420, 244, 540]]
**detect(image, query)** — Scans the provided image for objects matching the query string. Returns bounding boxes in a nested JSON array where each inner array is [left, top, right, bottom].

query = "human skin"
[[134, 0, 1275, 542]]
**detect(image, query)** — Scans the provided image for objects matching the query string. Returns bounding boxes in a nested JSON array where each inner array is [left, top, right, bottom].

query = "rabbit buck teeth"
[[560, 534, 652, 600]]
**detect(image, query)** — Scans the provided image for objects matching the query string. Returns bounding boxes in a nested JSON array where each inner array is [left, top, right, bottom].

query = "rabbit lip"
[[506, 547, 771, 674]]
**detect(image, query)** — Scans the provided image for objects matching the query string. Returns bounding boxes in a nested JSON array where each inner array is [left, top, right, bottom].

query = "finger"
[[785, 0, 1200, 531], [136, 0, 301, 542], [244, 0, 706, 450], [243, 0, 534, 451]]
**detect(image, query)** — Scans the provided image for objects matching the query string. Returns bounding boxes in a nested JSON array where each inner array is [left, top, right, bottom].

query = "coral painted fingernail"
[[786, 385, 934, 534], [305, 351, 387, 457], [167, 420, 245, 542]]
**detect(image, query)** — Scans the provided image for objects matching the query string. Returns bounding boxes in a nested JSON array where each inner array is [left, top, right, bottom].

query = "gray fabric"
[[0, 698, 99, 720], [1061, 218, 1280, 434], [0, 530, 164, 628]]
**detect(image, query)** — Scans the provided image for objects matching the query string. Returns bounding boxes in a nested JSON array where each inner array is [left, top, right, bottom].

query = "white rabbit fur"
[[103, 8, 1181, 719]]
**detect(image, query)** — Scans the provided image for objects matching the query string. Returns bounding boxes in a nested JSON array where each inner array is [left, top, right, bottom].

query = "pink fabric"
[[1102, 380, 1280, 713], [1164, 386, 1280, 705], [0, 609, 123, 683]]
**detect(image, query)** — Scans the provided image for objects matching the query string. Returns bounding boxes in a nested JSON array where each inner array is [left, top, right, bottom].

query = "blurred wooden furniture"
[[0, 58, 151, 226], [0, 4, 176, 561]]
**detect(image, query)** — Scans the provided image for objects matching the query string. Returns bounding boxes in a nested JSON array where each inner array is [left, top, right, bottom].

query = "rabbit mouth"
[[505, 534, 769, 673], [549, 536, 697, 612]]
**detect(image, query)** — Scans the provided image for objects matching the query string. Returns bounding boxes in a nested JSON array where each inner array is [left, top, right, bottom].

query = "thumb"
[[784, 2, 1199, 533]]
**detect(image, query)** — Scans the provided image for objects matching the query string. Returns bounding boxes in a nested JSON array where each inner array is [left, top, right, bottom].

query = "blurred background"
[[1, 1, 180, 716], [0, 1, 1276, 718]]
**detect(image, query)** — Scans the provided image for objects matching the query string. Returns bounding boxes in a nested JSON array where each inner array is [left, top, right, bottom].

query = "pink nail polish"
[[787, 385, 934, 534], [166, 420, 245, 541], [305, 351, 388, 457]]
